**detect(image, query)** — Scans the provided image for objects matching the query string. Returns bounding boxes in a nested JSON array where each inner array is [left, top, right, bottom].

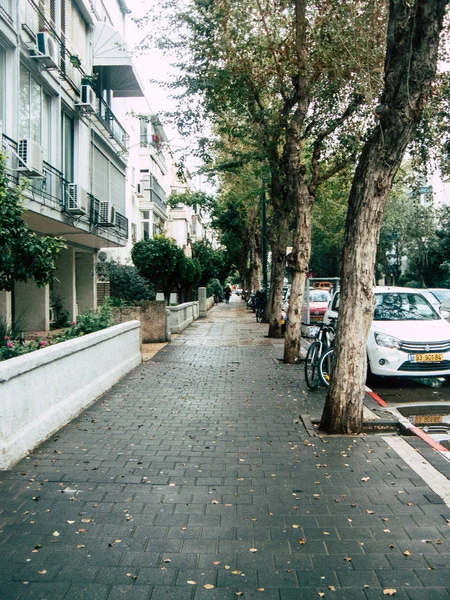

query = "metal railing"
[[97, 95, 129, 151], [90, 196, 128, 239], [149, 174, 168, 212]]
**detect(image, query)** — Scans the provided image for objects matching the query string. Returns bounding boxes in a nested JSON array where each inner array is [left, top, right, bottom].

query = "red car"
[[308, 290, 332, 322]]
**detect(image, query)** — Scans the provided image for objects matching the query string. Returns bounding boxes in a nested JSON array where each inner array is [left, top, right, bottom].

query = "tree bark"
[[320, 0, 448, 434]]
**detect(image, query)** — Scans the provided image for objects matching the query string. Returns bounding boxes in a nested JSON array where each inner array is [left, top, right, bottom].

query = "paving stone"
[[2, 302, 450, 599]]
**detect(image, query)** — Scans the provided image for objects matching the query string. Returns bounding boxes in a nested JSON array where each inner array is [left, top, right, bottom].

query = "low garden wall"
[[168, 301, 200, 333], [0, 320, 141, 470]]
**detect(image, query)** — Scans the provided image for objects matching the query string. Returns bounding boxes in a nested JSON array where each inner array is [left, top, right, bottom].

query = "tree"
[[179, 256, 202, 302], [320, 0, 448, 434], [191, 240, 231, 286], [95, 261, 155, 304], [0, 155, 66, 291], [137, 0, 388, 356], [131, 235, 186, 302]]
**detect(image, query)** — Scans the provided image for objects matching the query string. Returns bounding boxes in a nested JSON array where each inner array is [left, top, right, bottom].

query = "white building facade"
[[0, 0, 144, 331]]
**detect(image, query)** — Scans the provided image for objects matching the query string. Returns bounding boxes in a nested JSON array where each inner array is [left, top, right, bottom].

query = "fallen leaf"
[[292, 524, 300, 529], [249, 547, 258, 552], [204, 584, 215, 589], [366, 510, 375, 515], [323, 532, 330, 536], [383, 589, 397, 596], [81, 519, 91, 523], [329, 585, 336, 591], [384, 529, 391, 533], [224, 565, 231, 570], [319, 593, 325, 598], [436, 539, 443, 544], [52, 531, 60, 537], [187, 580, 197, 585], [407, 502, 415, 506], [213, 561, 221, 565], [344, 556, 352, 562], [257, 588, 265, 592], [236, 593, 244, 597], [232, 570, 242, 575], [67, 520, 75, 524], [403, 550, 411, 556], [38, 570, 47, 575], [76, 544, 85, 549], [211, 500, 219, 504], [163, 558, 172, 563], [299, 538, 306, 544], [361, 477, 370, 482]]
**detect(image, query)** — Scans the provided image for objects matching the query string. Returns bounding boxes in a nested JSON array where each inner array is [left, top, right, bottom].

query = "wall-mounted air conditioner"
[[75, 85, 97, 113], [66, 183, 88, 215], [16, 139, 44, 177], [99, 202, 116, 226], [30, 32, 59, 69]]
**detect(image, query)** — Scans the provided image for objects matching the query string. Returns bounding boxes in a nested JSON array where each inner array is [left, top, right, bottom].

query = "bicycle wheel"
[[319, 347, 334, 388], [305, 341, 321, 391]]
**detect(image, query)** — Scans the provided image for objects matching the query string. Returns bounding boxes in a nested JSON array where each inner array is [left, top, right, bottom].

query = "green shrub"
[[207, 278, 223, 299]]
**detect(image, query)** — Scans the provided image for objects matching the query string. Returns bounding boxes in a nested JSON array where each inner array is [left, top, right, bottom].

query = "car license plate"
[[413, 414, 443, 424], [409, 353, 443, 362]]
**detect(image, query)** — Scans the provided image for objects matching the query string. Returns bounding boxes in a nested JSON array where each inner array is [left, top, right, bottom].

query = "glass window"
[[374, 292, 439, 321], [19, 66, 52, 152], [141, 211, 151, 240], [61, 112, 74, 182]]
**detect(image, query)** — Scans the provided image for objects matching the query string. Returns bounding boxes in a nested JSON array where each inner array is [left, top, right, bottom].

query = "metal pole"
[[261, 183, 268, 300]]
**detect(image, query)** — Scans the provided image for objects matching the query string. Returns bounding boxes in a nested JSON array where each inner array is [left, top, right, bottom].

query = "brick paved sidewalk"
[[1, 298, 450, 600]]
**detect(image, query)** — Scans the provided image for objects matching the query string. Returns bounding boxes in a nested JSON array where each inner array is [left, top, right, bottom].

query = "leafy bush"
[[96, 261, 155, 304], [207, 278, 223, 300], [0, 302, 116, 362]]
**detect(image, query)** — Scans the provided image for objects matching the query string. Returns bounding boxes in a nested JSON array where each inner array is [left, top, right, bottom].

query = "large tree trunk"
[[320, 0, 448, 434], [284, 189, 313, 362], [267, 174, 290, 338]]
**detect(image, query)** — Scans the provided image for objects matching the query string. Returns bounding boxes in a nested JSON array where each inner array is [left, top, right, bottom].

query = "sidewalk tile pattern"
[[1, 300, 450, 599]]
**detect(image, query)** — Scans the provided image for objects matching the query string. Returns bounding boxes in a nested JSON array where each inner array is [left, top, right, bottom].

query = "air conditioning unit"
[[99, 201, 116, 226], [16, 139, 44, 177], [75, 85, 97, 113], [135, 183, 144, 197], [66, 183, 88, 215], [30, 32, 59, 69]]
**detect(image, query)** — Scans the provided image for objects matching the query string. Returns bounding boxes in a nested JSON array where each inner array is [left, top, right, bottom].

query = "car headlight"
[[374, 332, 401, 349]]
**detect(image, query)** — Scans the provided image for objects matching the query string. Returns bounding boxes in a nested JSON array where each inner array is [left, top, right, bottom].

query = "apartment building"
[[0, 0, 143, 331]]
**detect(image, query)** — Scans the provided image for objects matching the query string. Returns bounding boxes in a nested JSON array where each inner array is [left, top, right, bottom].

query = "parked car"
[[428, 288, 450, 305], [325, 286, 450, 379], [308, 289, 332, 322]]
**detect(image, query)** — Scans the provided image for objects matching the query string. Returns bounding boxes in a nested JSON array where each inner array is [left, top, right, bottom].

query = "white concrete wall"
[[0, 321, 141, 469], [168, 301, 199, 333]]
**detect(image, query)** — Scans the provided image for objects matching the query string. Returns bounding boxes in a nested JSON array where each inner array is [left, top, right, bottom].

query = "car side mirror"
[[440, 310, 450, 319]]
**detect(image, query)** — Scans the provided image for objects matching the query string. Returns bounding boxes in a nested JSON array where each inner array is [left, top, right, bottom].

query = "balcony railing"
[[0, 0, 13, 25], [149, 174, 168, 212], [90, 196, 129, 240], [97, 95, 129, 152]]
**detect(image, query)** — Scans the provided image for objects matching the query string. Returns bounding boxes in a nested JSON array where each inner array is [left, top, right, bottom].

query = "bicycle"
[[304, 318, 336, 390], [318, 346, 334, 388], [254, 290, 266, 322]]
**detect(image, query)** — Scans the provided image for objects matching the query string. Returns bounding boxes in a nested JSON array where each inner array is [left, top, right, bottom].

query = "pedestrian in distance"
[[224, 285, 232, 304]]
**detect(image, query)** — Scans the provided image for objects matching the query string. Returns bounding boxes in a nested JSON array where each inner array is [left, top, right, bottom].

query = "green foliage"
[[309, 171, 350, 276], [0, 303, 116, 363], [50, 295, 70, 329], [206, 278, 223, 300], [66, 301, 115, 337], [0, 154, 66, 291], [131, 235, 187, 300], [168, 190, 215, 210], [191, 240, 231, 285], [180, 257, 202, 288], [96, 261, 155, 304]]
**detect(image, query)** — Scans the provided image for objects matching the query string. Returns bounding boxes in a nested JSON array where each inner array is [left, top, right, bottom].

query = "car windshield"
[[310, 291, 331, 303], [373, 292, 440, 321], [429, 289, 450, 303]]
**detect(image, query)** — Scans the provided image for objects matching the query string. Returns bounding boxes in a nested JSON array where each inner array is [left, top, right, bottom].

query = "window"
[[19, 66, 52, 159], [141, 210, 151, 240], [61, 112, 74, 182], [92, 145, 126, 214]]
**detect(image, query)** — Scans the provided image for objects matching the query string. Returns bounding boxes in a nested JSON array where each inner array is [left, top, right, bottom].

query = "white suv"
[[324, 286, 450, 378]]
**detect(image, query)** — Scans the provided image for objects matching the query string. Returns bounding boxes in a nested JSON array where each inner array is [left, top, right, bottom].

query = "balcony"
[[90, 196, 128, 240], [96, 95, 129, 152], [149, 175, 168, 213]]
